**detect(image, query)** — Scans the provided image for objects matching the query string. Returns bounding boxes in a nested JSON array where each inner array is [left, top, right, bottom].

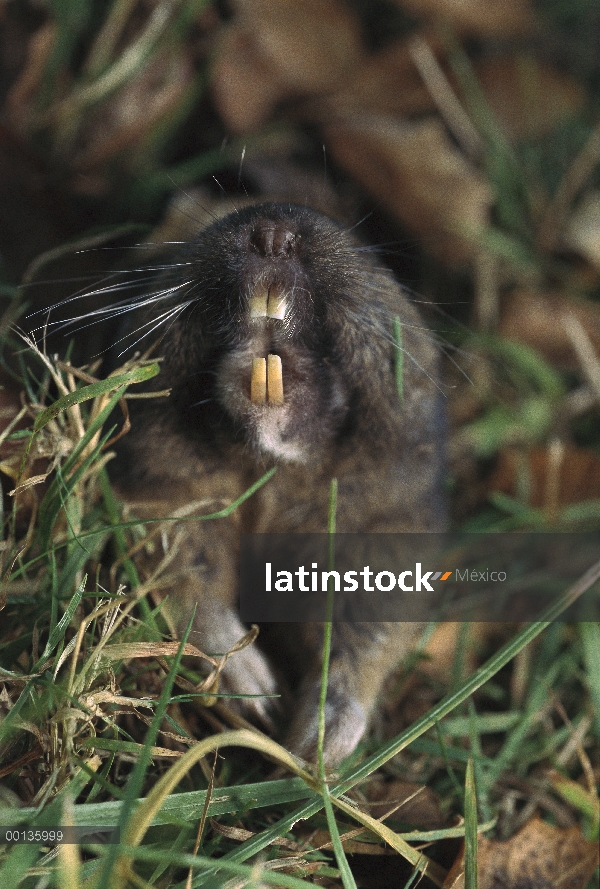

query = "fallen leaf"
[[6, 18, 197, 197], [296, 827, 397, 855], [445, 817, 599, 889], [211, 0, 363, 132], [325, 115, 491, 267], [320, 32, 436, 119], [209, 25, 283, 134]]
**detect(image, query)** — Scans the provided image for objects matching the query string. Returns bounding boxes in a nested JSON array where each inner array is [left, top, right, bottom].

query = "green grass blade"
[[40, 575, 86, 662], [316, 479, 357, 889], [580, 621, 600, 742], [0, 778, 315, 830], [32, 364, 159, 435], [464, 758, 479, 889]]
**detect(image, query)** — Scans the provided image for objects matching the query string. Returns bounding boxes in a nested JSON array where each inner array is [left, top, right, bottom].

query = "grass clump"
[[0, 346, 598, 886]]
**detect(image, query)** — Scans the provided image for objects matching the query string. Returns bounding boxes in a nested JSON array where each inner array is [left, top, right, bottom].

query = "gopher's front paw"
[[214, 641, 280, 730], [285, 685, 367, 768]]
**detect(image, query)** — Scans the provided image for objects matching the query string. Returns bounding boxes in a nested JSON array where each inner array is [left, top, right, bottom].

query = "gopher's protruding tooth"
[[267, 354, 284, 404], [249, 290, 268, 318], [267, 290, 287, 319], [251, 357, 267, 403]]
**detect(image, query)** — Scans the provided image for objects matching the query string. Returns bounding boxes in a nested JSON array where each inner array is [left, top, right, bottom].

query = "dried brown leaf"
[[210, 820, 255, 842], [98, 641, 211, 663], [211, 0, 363, 132], [445, 817, 599, 889], [325, 115, 491, 267], [295, 827, 396, 855], [320, 33, 436, 119]]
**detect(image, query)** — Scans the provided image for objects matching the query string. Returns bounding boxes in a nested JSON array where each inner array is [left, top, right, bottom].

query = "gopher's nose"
[[250, 220, 297, 258]]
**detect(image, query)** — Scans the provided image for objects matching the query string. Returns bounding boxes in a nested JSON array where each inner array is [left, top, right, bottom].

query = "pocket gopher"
[[109, 195, 446, 767]]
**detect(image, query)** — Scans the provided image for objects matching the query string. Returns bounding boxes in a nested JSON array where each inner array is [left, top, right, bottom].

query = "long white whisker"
[[437, 345, 473, 385], [30, 279, 197, 340], [73, 242, 189, 253], [342, 210, 375, 235], [26, 264, 197, 317], [116, 302, 194, 356]]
